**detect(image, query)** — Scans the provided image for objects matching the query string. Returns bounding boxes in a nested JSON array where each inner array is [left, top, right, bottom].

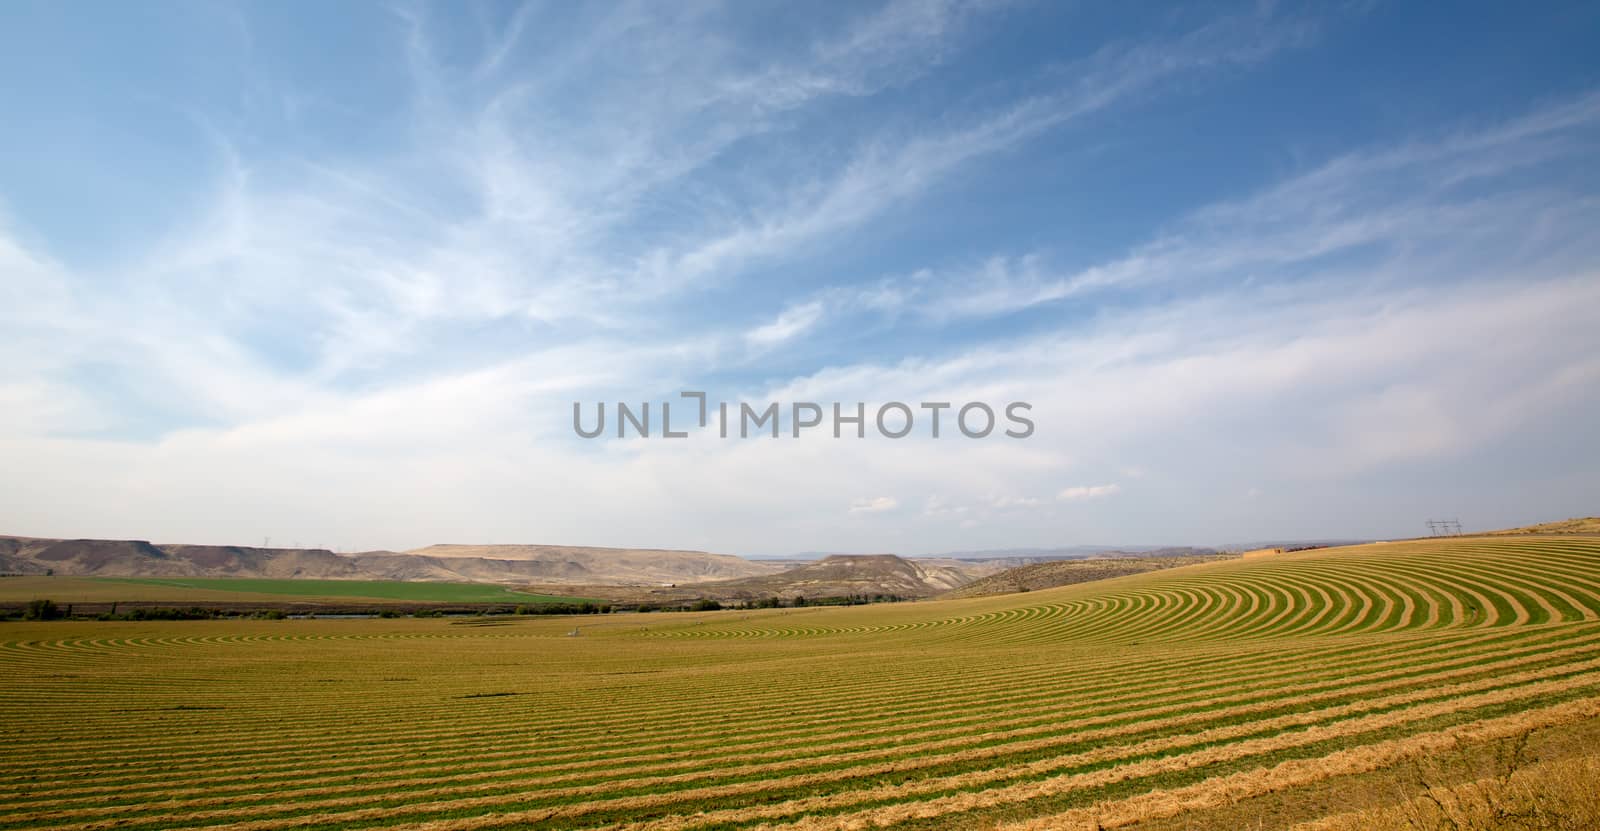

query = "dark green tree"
[[25, 599, 61, 620]]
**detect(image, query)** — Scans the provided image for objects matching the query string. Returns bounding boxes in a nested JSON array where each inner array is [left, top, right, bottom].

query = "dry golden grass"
[[992, 701, 1600, 831], [1483, 518, 1600, 535], [1293, 741, 1600, 831], [942, 554, 1235, 598]]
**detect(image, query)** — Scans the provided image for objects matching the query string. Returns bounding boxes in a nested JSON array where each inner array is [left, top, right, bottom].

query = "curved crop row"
[[1, 535, 1597, 830]]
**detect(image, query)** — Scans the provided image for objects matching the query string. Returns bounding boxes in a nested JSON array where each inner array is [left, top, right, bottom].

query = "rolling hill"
[[508, 554, 987, 607], [678, 553, 975, 599], [1485, 516, 1600, 535], [942, 551, 1237, 598]]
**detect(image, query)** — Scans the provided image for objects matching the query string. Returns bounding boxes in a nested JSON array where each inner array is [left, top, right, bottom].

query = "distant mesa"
[[0, 535, 778, 587]]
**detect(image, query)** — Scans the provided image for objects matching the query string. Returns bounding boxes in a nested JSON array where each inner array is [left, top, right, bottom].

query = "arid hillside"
[[0, 535, 779, 586], [0, 536, 358, 579], [692, 553, 974, 599], [943, 550, 1232, 598], [1485, 516, 1600, 535], [535, 554, 986, 605], [401, 544, 778, 583]]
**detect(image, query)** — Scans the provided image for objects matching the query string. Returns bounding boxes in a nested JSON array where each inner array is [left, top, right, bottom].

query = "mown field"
[[0, 576, 592, 605], [3, 535, 1600, 830]]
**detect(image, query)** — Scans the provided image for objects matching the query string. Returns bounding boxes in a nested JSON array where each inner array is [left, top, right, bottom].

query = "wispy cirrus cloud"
[[849, 91, 1600, 324], [638, 5, 1325, 295], [3, 0, 1332, 425]]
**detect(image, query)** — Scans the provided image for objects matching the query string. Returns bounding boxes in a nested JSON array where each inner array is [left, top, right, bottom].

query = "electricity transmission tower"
[[1426, 519, 1463, 536]]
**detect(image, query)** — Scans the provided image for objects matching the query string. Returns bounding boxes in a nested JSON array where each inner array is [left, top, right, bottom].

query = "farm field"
[[0, 576, 593, 606], [4, 535, 1600, 829]]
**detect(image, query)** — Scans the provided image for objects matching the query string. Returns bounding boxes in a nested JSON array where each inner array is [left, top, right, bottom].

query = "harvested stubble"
[[3, 536, 1600, 830]]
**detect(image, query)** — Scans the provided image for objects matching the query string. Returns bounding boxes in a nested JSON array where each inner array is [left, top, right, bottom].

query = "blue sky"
[[2, 1, 1598, 555]]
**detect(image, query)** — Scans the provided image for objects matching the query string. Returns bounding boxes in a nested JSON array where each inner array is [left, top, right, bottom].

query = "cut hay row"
[[1, 622, 1581, 789], [11, 610, 1557, 763], [2, 535, 1598, 830], [818, 539, 1594, 644], [742, 696, 1600, 831], [14, 630, 1599, 825], [988, 697, 1600, 831]]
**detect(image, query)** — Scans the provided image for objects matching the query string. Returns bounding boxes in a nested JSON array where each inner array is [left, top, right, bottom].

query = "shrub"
[[508, 602, 611, 616], [125, 606, 216, 621]]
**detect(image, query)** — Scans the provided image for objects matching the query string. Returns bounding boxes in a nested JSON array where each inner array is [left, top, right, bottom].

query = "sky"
[[1, 1, 1598, 556]]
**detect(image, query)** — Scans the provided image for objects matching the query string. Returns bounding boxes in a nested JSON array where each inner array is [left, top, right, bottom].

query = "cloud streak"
[[1058, 484, 1121, 501]]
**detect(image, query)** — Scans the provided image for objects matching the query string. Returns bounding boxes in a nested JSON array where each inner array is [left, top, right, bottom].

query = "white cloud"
[[1058, 484, 1122, 502], [2, 272, 1596, 554], [746, 301, 826, 348], [849, 496, 900, 514]]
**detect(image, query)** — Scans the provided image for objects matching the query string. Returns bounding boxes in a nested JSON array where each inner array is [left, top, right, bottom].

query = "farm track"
[[3, 535, 1599, 829]]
